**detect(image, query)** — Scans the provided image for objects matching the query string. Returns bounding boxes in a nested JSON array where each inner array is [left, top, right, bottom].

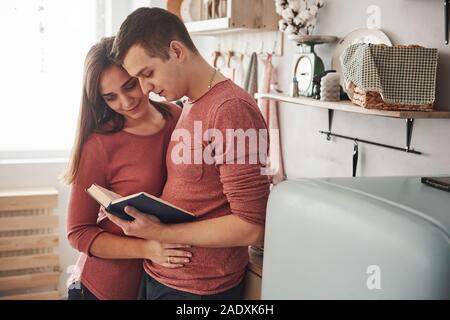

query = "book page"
[[86, 184, 122, 208], [96, 185, 122, 200]]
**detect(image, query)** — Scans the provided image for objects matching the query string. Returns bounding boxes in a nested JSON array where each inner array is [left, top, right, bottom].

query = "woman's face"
[[99, 64, 149, 120]]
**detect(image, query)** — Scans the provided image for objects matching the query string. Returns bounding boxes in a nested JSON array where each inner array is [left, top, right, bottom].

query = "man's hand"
[[105, 206, 163, 240]]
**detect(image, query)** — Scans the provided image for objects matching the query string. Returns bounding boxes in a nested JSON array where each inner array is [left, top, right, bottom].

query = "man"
[[109, 7, 270, 300]]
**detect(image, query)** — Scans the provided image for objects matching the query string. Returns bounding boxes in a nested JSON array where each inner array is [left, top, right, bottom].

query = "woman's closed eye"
[[104, 94, 116, 102]]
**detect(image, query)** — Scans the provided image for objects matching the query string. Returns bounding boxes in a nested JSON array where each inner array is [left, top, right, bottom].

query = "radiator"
[[0, 188, 60, 300]]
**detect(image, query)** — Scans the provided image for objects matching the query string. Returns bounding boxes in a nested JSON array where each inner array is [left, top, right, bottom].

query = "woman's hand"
[[97, 206, 109, 224], [144, 240, 192, 268]]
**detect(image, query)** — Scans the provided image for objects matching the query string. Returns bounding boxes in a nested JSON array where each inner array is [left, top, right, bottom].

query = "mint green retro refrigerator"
[[262, 176, 450, 299]]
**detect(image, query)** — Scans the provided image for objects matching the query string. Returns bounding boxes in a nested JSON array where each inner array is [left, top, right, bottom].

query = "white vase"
[[320, 73, 341, 101]]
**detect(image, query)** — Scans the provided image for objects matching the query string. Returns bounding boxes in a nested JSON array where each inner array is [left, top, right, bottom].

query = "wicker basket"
[[345, 80, 433, 111], [342, 44, 437, 111]]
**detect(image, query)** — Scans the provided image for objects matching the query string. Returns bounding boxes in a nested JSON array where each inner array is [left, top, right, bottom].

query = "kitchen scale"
[[288, 35, 338, 97]]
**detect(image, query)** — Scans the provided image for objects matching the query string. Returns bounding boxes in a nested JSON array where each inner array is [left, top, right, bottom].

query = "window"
[[0, 0, 98, 157]]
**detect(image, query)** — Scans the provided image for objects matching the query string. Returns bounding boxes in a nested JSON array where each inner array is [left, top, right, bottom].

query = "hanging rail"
[[319, 130, 422, 155], [321, 109, 422, 154]]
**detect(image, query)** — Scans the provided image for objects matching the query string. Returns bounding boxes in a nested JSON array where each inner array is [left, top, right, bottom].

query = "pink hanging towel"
[[259, 54, 285, 185]]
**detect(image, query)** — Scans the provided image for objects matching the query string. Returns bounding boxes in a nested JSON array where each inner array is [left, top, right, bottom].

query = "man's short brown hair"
[[112, 7, 198, 63]]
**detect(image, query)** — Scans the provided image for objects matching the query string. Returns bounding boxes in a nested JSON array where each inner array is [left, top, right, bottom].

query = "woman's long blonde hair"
[[62, 37, 170, 184]]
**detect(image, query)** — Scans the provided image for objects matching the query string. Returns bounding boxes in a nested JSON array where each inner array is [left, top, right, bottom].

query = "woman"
[[63, 37, 191, 300]]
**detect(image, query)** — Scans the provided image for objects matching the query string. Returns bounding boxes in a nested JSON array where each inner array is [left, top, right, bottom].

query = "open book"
[[86, 184, 195, 223]]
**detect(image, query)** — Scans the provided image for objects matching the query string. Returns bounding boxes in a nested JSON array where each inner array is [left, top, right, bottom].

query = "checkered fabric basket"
[[341, 43, 438, 111]]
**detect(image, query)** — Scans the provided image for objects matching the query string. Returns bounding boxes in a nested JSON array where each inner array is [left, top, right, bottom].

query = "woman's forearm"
[[89, 232, 148, 259], [88, 232, 192, 269]]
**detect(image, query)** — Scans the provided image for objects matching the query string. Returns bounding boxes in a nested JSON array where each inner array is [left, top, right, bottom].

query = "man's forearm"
[[154, 215, 265, 248]]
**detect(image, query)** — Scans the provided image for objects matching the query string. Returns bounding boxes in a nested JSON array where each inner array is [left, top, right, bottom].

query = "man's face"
[[122, 44, 183, 102]]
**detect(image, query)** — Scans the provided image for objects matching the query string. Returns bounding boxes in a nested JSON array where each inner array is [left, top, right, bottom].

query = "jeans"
[[137, 273, 245, 300], [68, 281, 98, 300]]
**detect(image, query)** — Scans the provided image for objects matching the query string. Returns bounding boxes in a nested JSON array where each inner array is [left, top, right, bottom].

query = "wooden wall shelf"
[[256, 93, 450, 157], [186, 0, 278, 36], [255, 93, 450, 119], [187, 18, 272, 35]]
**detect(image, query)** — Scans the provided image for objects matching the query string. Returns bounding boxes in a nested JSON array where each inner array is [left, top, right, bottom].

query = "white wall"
[[272, 0, 450, 178], [190, 0, 450, 179]]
